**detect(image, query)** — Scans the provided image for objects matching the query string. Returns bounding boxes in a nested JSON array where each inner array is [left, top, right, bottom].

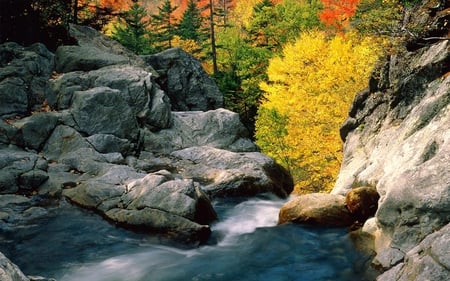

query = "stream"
[[0, 194, 377, 281]]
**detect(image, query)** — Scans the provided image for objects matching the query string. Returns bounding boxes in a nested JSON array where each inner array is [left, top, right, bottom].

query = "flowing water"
[[0, 194, 377, 281]]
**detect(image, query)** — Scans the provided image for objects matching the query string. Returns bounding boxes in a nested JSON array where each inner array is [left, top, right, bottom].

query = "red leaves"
[[319, 0, 360, 31]]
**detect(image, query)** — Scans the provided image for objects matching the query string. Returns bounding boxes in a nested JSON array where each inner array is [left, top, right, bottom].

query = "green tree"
[[177, 0, 204, 42], [111, 1, 152, 54], [216, 0, 322, 134], [151, 0, 179, 51]]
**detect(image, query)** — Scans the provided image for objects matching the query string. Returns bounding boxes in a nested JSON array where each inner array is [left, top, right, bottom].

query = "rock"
[[56, 24, 156, 74], [49, 65, 172, 130], [171, 146, 293, 198], [10, 112, 59, 151], [18, 170, 49, 192], [55, 45, 129, 73], [377, 223, 450, 281], [143, 47, 223, 111], [0, 42, 54, 118], [278, 193, 354, 226], [0, 146, 48, 194], [63, 168, 215, 243], [0, 251, 30, 281], [86, 134, 133, 155], [143, 109, 257, 153], [345, 186, 379, 223], [331, 4, 450, 276], [70, 87, 139, 139], [42, 125, 93, 161]]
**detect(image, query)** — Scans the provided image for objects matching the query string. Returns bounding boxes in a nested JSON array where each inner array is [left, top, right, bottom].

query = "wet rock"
[[63, 169, 215, 243], [0, 251, 29, 281], [278, 193, 354, 226]]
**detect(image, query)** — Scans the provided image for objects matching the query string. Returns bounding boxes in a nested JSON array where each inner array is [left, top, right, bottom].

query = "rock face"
[[143, 47, 223, 111], [331, 1, 450, 279], [0, 23, 293, 276]]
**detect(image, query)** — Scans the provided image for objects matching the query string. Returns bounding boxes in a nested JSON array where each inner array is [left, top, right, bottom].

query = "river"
[[0, 194, 377, 281]]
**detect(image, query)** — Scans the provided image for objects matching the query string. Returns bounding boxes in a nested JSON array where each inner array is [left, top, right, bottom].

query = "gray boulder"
[[55, 24, 156, 74], [171, 146, 293, 198], [0, 42, 54, 118], [70, 87, 139, 139], [143, 108, 256, 153], [143, 47, 223, 111], [10, 112, 59, 151], [0, 146, 48, 194], [63, 169, 215, 243], [0, 251, 29, 281], [50, 65, 172, 131]]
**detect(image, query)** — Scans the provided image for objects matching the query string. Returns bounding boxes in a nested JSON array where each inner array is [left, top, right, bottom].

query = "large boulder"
[[143, 47, 223, 111], [50, 65, 172, 131], [278, 193, 354, 226], [143, 109, 256, 153], [55, 24, 155, 74], [63, 169, 215, 243], [171, 146, 293, 198], [332, 2, 450, 277], [0, 42, 54, 118], [70, 87, 139, 139]]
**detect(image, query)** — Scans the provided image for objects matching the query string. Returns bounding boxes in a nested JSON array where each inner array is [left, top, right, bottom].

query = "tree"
[[319, 0, 361, 32], [111, 1, 152, 54], [255, 31, 381, 193], [216, 0, 322, 134], [151, 0, 179, 50], [177, 0, 205, 42], [0, 0, 125, 50]]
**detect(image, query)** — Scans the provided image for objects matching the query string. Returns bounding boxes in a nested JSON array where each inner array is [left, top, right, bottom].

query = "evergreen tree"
[[111, 1, 152, 54], [177, 0, 204, 42], [151, 0, 178, 50]]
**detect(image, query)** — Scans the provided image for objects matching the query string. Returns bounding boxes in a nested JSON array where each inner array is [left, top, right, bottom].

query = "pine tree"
[[151, 0, 178, 50], [111, 1, 152, 54], [177, 0, 204, 42]]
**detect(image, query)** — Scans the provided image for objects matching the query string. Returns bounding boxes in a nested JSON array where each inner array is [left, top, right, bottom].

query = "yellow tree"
[[255, 31, 381, 193]]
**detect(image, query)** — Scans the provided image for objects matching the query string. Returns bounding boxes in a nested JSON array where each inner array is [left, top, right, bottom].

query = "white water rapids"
[[1, 194, 377, 281]]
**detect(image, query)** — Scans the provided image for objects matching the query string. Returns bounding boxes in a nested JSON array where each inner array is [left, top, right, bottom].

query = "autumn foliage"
[[319, 0, 361, 31], [255, 31, 381, 193]]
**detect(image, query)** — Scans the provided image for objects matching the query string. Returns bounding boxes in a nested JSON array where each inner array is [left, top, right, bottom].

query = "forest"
[[0, 0, 415, 193]]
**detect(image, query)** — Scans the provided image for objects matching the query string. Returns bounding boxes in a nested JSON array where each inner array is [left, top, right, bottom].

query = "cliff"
[[333, 0, 450, 279]]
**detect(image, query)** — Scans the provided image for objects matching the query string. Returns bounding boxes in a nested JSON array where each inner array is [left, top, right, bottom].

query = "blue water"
[[0, 195, 377, 281]]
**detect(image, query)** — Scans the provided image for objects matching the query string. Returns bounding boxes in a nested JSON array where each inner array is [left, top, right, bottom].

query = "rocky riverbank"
[[0, 24, 293, 280], [279, 1, 450, 280]]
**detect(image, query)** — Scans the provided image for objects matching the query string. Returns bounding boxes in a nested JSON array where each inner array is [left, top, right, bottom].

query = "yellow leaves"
[[255, 30, 381, 193]]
